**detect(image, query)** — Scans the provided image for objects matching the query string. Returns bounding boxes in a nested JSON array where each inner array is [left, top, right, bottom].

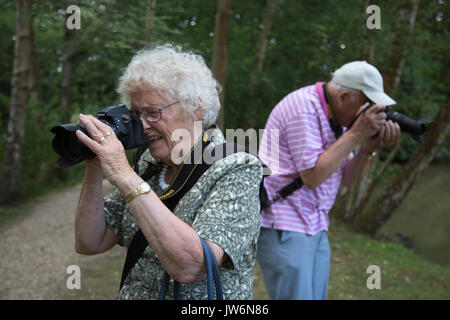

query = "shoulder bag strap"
[[158, 236, 224, 300]]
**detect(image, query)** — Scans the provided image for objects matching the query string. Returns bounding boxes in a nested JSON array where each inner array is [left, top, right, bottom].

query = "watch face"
[[140, 182, 151, 192]]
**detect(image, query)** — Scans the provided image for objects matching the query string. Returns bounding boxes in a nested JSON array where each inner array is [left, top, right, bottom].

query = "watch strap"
[[124, 181, 149, 203]]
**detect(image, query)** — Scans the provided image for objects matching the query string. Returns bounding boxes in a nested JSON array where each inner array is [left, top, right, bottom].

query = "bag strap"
[[260, 176, 304, 211], [158, 236, 224, 300], [200, 237, 223, 300]]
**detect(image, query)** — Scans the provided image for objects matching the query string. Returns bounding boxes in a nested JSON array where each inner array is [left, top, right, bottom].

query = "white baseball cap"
[[332, 61, 396, 106]]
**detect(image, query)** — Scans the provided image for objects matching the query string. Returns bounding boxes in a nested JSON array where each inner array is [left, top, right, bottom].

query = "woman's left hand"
[[76, 113, 134, 186]]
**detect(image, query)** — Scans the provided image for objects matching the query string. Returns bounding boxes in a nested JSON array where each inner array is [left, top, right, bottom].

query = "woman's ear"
[[194, 107, 204, 121]]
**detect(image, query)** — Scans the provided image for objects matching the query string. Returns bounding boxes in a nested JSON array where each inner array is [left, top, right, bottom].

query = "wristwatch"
[[124, 181, 151, 203]]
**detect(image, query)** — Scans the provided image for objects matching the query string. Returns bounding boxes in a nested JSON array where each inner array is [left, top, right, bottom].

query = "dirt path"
[[0, 180, 125, 300]]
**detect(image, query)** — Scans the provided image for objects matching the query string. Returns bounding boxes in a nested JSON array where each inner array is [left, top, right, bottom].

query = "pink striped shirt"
[[258, 82, 346, 235]]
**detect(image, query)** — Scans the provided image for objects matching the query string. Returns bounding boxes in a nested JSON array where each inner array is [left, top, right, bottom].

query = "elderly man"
[[257, 61, 401, 300]]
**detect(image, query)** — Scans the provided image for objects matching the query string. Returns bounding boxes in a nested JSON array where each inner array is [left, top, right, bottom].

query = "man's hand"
[[349, 103, 388, 143], [362, 120, 401, 154]]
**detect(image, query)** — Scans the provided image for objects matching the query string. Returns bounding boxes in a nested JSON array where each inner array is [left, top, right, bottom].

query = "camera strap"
[[323, 83, 343, 140], [119, 133, 250, 292], [346, 102, 375, 131]]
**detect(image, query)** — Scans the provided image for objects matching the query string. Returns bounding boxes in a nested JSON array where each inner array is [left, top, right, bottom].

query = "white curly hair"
[[117, 44, 221, 129]]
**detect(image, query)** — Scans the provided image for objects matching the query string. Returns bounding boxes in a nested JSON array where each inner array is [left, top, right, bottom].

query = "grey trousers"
[[256, 227, 330, 300]]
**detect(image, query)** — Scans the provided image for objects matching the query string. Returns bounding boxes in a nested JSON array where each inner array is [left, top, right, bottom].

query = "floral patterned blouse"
[[104, 128, 263, 299]]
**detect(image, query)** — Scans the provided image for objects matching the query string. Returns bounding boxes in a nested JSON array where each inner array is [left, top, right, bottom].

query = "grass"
[[61, 217, 449, 300], [326, 219, 449, 299]]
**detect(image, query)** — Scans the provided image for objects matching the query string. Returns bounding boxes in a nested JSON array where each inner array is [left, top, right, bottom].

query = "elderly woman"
[[74, 44, 262, 300]]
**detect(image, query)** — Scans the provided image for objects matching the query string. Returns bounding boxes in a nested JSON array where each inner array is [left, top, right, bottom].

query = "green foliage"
[[0, 5, 15, 131], [20, 96, 84, 197], [0, 0, 448, 202]]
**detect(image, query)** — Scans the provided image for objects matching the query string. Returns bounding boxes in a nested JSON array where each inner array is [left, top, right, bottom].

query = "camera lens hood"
[[50, 123, 95, 168]]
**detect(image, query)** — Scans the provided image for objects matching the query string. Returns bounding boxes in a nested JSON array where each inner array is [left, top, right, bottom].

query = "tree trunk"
[[0, 0, 33, 204], [333, 0, 419, 223], [357, 141, 402, 213], [29, 25, 42, 102], [333, 0, 377, 220], [354, 0, 421, 216], [212, 0, 233, 130], [354, 92, 450, 235], [146, 0, 157, 45], [362, 0, 375, 63], [60, 26, 79, 123], [382, 0, 419, 94], [357, 57, 449, 220], [249, 0, 277, 85]]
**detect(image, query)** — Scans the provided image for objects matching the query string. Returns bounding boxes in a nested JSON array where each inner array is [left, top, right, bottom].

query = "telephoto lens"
[[369, 103, 431, 143], [383, 107, 430, 142], [50, 104, 146, 168]]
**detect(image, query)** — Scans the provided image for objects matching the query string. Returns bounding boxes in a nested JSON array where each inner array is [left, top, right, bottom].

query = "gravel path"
[[0, 180, 124, 300]]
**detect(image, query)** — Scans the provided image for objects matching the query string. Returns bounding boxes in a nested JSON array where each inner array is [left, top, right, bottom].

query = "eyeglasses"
[[134, 101, 180, 122]]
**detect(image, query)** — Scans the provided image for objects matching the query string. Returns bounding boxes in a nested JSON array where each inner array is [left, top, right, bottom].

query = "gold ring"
[[104, 131, 112, 137], [99, 136, 106, 143]]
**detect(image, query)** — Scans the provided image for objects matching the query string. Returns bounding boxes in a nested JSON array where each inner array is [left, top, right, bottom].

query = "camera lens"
[[51, 104, 146, 168], [51, 124, 95, 167], [61, 129, 83, 160]]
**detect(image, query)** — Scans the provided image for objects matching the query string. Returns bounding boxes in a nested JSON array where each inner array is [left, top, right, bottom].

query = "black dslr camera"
[[358, 102, 430, 143], [50, 104, 146, 168]]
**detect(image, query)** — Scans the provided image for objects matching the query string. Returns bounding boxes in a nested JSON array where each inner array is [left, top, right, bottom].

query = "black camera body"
[[51, 104, 146, 168]]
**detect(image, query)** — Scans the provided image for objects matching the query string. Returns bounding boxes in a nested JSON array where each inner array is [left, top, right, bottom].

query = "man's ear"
[[336, 90, 352, 108], [336, 90, 351, 105]]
